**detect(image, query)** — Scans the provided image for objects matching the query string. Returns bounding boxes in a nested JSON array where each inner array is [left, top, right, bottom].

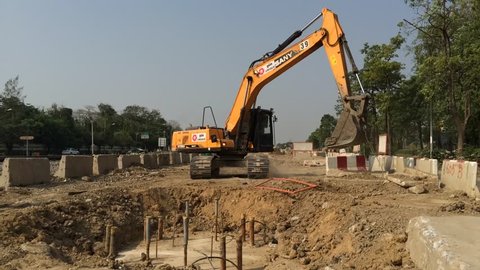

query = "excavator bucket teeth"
[[324, 109, 366, 149]]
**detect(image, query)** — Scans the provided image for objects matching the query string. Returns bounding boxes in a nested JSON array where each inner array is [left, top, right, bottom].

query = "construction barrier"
[[392, 156, 406, 173], [169, 152, 181, 165], [118, 154, 141, 170], [140, 153, 158, 169], [326, 155, 367, 173], [157, 153, 170, 166], [368, 155, 392, 172], [407, 216, 480, 269], [93, 154, 118, 176], [55, 155, 93, 178], [415, 158, 438, 176], [1, 158, 50, 188], [441, 160, 479, 197]]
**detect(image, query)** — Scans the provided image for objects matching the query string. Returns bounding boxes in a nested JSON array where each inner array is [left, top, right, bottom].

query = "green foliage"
[[404, 0, 480, 156], [308, 114, 337, 149], [0, 77, 178, 154]]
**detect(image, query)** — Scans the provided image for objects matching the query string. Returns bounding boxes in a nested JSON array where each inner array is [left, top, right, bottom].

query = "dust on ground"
[[1, 154, 480, 270]]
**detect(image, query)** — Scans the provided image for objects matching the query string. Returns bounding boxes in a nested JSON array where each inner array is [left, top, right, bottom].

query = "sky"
[[0, 1, 414, 143]]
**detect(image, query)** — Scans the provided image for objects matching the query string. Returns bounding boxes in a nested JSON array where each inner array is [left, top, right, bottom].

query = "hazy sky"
[[0, 1, 413, 143]]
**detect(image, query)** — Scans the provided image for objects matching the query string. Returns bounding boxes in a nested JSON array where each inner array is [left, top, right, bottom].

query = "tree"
[[308, 114, 337, 149], [359, 35, 405, 153], [404, 0, 480, 156]]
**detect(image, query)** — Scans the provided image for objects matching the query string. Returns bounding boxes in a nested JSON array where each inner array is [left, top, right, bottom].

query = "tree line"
[[0, 76, 180, 155], [309, 0, 480, 160]]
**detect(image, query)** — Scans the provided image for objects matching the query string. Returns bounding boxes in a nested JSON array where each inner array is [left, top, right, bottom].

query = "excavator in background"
[[171, 8, 368, 179]]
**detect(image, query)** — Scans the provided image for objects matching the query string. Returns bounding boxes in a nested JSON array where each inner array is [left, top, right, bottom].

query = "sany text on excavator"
[[171, 8, 368, 179]]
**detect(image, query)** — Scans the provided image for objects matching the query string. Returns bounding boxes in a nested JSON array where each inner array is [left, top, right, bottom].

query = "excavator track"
[[246, 154, 269, 179], [190, 155, 219, 179]]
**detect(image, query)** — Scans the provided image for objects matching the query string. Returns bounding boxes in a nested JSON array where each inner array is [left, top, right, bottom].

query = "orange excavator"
[[171, 8, 368, 179]]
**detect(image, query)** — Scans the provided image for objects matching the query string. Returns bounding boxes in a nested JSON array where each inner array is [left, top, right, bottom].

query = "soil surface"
[[1, 154, 480, 270]]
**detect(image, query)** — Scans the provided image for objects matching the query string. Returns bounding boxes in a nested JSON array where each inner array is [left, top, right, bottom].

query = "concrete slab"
[[406, 216, 480, 270]]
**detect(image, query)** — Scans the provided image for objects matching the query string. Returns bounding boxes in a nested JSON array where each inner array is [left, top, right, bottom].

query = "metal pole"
[[91, 119, 94, 155], [108, 226, 117, 258], [241, 214, 246, 242], [146, 216, 152, 260], [249, 218, 255, 247], [236, 235, 243, 270], [214, 198, 219, 241], [220, 235, 226, 270], [183, 216, 189, 268], [104, 224, 111, 255], [185, 201, 189, 218], [26, 139, 29, 157], [430, 101, 433, 158]]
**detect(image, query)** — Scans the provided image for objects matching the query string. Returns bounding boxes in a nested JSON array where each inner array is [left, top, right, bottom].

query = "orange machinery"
[[172, 8, 368, 179]]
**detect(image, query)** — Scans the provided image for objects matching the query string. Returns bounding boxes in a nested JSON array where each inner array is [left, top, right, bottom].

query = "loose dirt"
[[1, 154, 480, 270]]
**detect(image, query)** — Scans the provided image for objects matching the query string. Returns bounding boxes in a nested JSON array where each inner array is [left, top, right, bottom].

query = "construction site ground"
[[1, 154, 480, 270]]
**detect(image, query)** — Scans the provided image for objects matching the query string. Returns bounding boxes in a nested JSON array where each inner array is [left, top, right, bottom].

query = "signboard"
[[378, 134, 388, 154], [20, 136, 34, 140], [140, 132, 149, 140], [158, 137, 167, 147]]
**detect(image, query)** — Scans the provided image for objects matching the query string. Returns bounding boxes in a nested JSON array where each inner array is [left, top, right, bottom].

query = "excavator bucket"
[[324, 95, 368, 149]]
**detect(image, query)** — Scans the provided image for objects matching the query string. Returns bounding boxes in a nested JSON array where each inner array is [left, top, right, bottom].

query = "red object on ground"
[[254, 178, 318, 194]]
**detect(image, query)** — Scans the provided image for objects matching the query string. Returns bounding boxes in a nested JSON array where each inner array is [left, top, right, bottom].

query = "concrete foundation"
[[1, 158, 50, 188], [93, 154, 118, 175], [55, 155, 93, 179], [118, 154, 141, 170], [406, 216, 480, 270], [141, 153, 158, 169]]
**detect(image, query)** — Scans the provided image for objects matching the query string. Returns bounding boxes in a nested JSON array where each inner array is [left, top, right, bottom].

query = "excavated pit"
[[2, 156, 479, 269]]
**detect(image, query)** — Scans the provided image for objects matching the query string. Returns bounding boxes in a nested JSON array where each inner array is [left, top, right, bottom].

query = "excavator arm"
[[225, 8, 368, 149]]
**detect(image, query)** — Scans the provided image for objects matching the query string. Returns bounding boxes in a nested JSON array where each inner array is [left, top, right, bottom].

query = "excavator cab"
[[325, 95, 368, 148], [249, 108, 274, 152]]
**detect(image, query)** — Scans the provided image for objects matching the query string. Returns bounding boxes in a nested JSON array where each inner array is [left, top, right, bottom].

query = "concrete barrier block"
[[326, 155, 367, 173], [368, 155, 392, 172], [55, 155, 93, 178], [441, 160, 479, 197], [406, 216, 480, 269], [392, 156, 406, 173], [93, 154, 118, 175], [118, 154, 141, 170], [157, 153, 170, 166], [1, 158, 50, 188], [141, 153, 158, 169], [180, 153, 191, 164], [416, 158, 438, 176], [406, 157, 415, 168], [170, 152, 181, 165]]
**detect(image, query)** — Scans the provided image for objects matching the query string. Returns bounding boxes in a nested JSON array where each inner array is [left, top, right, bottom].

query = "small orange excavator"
[[171, 8, 368, 179]]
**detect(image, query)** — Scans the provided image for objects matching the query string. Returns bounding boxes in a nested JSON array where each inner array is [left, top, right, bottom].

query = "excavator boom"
[[224, 8, 367, 149]]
